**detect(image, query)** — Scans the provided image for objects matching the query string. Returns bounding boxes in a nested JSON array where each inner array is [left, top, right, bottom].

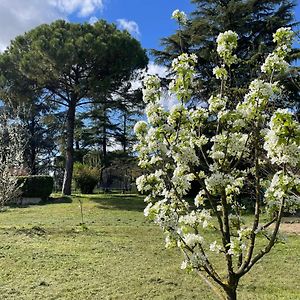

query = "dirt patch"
[[269, 217, 300, 234], [279, 223, 300, 234], [15, 226, 47, 237]]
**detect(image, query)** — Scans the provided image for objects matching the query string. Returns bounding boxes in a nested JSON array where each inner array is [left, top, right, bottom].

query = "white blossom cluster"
[[264, 109, 300, 167], [265, 171, 300, 214], [213, 66, 228, 80], [261, 27, 294, 74], [210, 132, 249, 162], [169, 53, 198, 102], [171, 9, 187, 25], [237, 79, 279, 120], [142, 75, 161, 103], [216, 30, 238, 66], [208, 94, 227, 113], [263, 108, 300, 213]]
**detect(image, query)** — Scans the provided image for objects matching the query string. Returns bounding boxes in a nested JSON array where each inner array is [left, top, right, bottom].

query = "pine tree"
[[153, 0, 299, 108], [0, 20, 148, 195], [114, 85, 144, 154]]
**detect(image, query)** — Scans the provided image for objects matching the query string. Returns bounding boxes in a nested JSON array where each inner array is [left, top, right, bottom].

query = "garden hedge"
[[17, 176, 54, 200]]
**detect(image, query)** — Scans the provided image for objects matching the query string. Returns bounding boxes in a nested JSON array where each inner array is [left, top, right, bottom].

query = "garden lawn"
[[0, 194, 299, 300]]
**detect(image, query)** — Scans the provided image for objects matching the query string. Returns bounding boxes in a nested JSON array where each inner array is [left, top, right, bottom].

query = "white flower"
[[210, 151, 225, 160], [261, 53, 289, 74], [195, 190, 206, 207], [171, 9, 187, 25], [170, 53, 197, 102], [228, 238, 246, 256], [216, 30, 238, 66], [142, 75, 161, 103], [134, 121, 147, 136], [183, 233, 203, 248], [181, 260, 188, 270], [179, 211, 198, 227], [208, 94, 227, 113], [213, 66, 228, 80], [273, 27, 294, 46], [264, 109, 300, 167], [144, 203, 152, 217], [145, 102, 166, 125], [265, 171, 300, 214], [237, 80, 279, 120], [209, 241, 222, 253]]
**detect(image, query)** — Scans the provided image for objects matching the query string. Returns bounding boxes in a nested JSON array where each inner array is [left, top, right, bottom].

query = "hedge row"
[[17, 176, 54, 200]]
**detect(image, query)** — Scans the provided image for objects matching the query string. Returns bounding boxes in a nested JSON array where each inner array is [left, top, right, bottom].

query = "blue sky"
[[73, 0, 300, 55], [75, 0, 300, 55], [84, 0, 195, 51], [1, 0, 298, 56]]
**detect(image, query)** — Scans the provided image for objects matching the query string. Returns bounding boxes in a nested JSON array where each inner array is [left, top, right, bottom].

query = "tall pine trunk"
[[122, 113, 127, 153], [102, 122, 107, 159], [28, 115, 37, 175], [102, 106, 108, 160], [62, 102, 76, 195]]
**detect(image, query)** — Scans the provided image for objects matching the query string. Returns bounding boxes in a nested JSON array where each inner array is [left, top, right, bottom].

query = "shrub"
[[17, 176, 54, 200], [73, 163, 100, 194]]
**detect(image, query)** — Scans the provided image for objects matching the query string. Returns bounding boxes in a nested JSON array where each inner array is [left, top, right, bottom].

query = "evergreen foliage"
[[17, 176, 54, 200], [73, 162, 100, 194], [0, 20, 148, 195], [153, 0, 299, 109]]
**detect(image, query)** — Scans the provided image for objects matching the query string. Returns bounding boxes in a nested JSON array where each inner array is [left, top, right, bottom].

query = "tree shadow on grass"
[[88, 194, 146, 212], [43, 196, 73, 205], [5, 196, 73, 209]]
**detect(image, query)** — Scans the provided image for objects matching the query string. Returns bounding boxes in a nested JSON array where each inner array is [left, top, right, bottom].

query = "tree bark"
[[28, 115, 37, 175], [123, 113, 127, 153], [102, 107, 107, 159], [102, 122, 107, 159], [224, 286, 237, 300], [62, 102, 76, 195], [75, 140, 80, 151]]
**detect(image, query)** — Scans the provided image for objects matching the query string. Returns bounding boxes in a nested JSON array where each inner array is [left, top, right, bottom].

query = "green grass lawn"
[[0, 194, 299, 300]]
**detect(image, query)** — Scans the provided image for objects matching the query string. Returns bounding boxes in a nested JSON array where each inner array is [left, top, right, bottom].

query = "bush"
[[17, 176, 54, 200], [73, 163, 100, 194]]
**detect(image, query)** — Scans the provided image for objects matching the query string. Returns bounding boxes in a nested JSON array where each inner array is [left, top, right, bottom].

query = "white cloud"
[[130, 62, 177, 111], [0, 0, 59, 51], [160, 90, 179, 111], [130, 62, 169, 91], [0, 0, 104, 52], [117, 19, 140, 37], [89, 16, 99, 25], [146, 62, 178, 110], [49, 0, 104, 17]]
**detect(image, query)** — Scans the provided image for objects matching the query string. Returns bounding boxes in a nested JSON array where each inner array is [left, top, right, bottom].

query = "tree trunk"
[[123, 113, 127, 153], [224, 286, 237, 300], [29, 143, 37, 175], [28, 115, 37, 175], [62, 102, 76, 195], [75, 140, 80, 151], [102, 118, 107, 159], [102, 105, 107, 161]]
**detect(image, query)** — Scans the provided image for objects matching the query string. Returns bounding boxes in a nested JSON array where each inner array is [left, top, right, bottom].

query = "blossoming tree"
[[0, 107, 25, 208], [134, 10, 300, 300]]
